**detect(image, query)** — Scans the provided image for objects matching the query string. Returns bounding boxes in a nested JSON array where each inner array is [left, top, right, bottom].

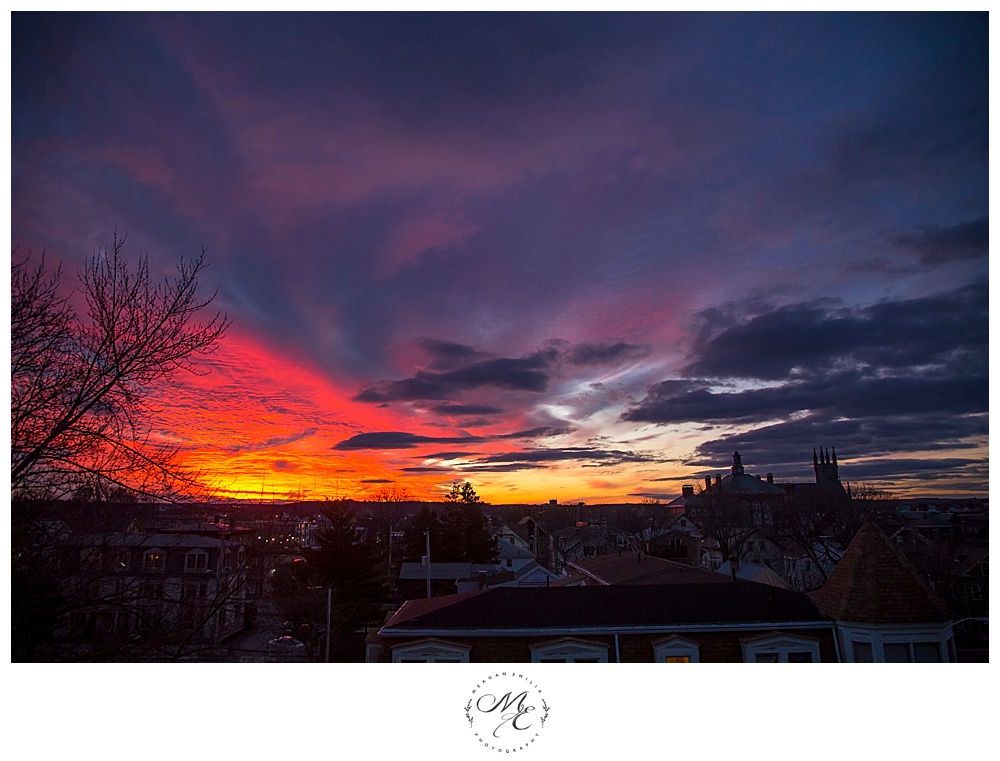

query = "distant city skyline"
[[11, 12, 988, 502]]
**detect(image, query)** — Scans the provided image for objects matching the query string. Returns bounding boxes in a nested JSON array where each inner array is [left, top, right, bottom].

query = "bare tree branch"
[[11, 235, 229, 501]]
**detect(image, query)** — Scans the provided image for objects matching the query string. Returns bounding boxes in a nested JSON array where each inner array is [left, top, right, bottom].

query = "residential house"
[[811, 521, 957, 662], [551, 523, 623, 567], [566, 551, 729, 586], [63, 531, 249, 653], [368, 583, 839, 662]]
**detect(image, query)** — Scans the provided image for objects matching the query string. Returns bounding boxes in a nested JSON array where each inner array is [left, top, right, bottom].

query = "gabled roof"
[[497, 541, 535, 560], [811, 521, 953, 624], [950, 547, 988, 577], [715, 561, 791, 589], [569, 552, 727, 585], [380, 583, 829, 633]]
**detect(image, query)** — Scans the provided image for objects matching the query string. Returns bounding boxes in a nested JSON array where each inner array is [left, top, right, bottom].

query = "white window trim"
[[531, 638, 608, 663], [653, 635, 700, 663], [836, 623, 953, 662], [185, 549, 210, 572], [391, 640, 470, 663], [742, 632, 821, 663]]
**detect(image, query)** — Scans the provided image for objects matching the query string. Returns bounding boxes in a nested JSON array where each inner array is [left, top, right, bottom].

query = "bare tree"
[[370, 485, 412, 575], [11, 233, 229, 500], [11, 234, 229, 660], [686, 490, 756, 567]]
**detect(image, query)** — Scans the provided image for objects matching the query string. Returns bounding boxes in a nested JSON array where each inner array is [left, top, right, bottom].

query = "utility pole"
[[425, 529, 432, 599], [325, 585, 332, 662]]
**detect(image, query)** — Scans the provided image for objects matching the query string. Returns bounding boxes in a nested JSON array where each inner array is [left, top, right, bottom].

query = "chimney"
[[714, 474, 721, 487], [705, 476, 712, 491], [682, 485, 694, 499], [478, 570, 487, 589], [420, 555, 428, 567], [766, 473, 773, 484]]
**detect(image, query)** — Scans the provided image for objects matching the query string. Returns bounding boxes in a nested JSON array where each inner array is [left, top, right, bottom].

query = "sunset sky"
[[11, 12, 988, 503]]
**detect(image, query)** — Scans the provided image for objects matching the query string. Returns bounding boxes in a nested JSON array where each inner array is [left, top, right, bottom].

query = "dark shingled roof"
[[811, 521, 953, 624], [381, 583, 828, 633], [569, 552, 728, 585]]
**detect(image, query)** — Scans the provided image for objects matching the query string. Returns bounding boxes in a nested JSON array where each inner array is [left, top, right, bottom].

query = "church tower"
[[813, 447, 840, 485]]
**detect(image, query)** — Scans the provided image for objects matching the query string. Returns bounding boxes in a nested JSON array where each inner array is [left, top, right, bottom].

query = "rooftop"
[[381, 583, 829, 633], [810, 521, 954, 624]]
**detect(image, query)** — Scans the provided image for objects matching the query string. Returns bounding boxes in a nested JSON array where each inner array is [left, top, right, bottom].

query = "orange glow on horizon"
[[150, 329, 686, 504]]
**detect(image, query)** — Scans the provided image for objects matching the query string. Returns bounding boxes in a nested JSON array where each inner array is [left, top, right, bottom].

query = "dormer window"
[[531, 639, 608, 663], [143, 549, 166, 572], [742, 633, 820, 663], [391, 640, 470, 663], [653, 636, 700, 663], [185, 549, 209, 572]]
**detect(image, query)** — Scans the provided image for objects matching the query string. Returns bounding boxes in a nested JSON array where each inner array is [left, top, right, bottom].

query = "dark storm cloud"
[[625, 371, 986, 426], [626, 277, 986, 478], [416, 338, 484, 370], [356, 341, 648, 404], [421, 451, 483, 460], [333, 425, 569, 450], [835, 458, 986, 482], [476, 447, 657, 466], [354, 350, 557, 403], [360, 478, 394, 484], [690, 413, 986, 476], [334, 432, 477, 450], [892, 218, 988, 265], [400, 444, 657, 473], [425, 403, 505, 416], [680, 281, 987, 381], [401, 463, 548, 474]]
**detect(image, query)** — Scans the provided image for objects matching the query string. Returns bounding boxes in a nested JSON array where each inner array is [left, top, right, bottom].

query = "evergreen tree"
[[300, 503, 390, 639], [445, 481, 482, 504], [443, 503, 497, 563], [442, 483, 496, 563]]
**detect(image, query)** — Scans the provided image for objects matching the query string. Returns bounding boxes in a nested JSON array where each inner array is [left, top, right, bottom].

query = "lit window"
[[653, 636, 700, 663], [143, 549, 166, 572]]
